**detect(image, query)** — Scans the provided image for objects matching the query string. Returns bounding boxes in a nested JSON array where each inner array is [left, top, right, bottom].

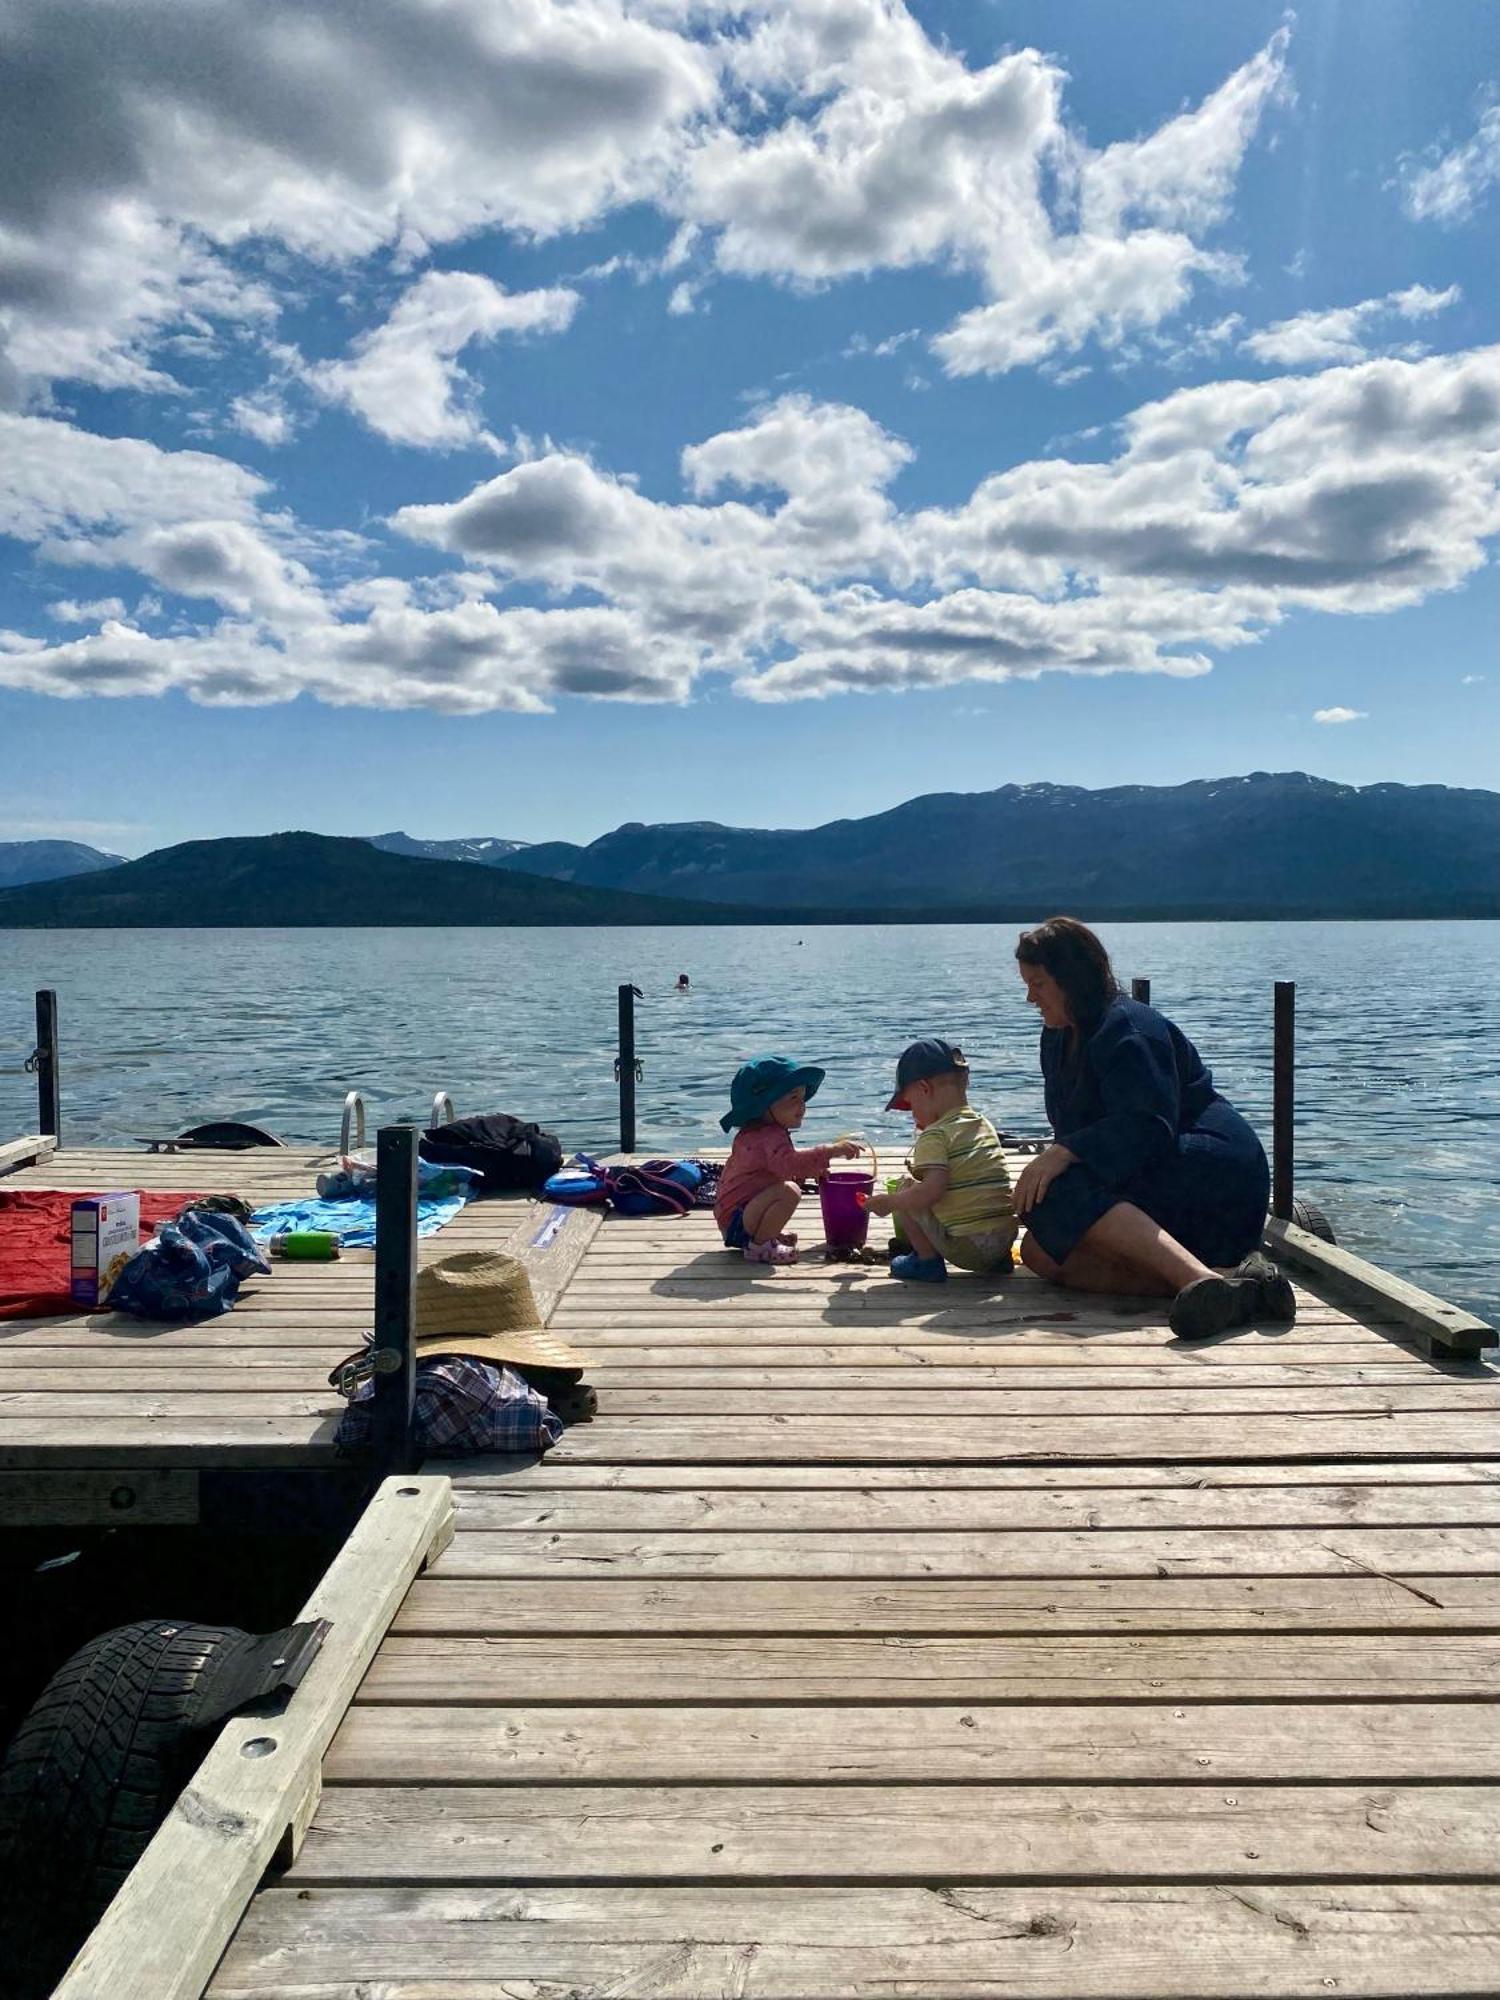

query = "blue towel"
[[248, 1191, 470, 1246]]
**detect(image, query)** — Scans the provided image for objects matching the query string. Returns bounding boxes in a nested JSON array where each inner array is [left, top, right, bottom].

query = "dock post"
[[1273, 980, 1295, 1221], [616, 983, 642, 1155], [372, 1124, 419, 1472], [32, 989, 60, 1140], [1130, 977, 1151, 1005]]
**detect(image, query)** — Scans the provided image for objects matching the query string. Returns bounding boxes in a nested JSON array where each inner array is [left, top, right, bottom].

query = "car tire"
[[0, 1617, 245, 1999]]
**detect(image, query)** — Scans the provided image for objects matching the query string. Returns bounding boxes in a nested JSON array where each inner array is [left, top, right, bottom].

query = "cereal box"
[[71, 1193, 142, 1306]]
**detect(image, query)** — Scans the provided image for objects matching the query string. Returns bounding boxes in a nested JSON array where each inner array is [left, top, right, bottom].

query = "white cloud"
[[1242, 283, 1461, 368], [0, 412, 269, 544], [0, 411, 323, 624], [1078, 32, 1292, 236], [3, 348, 1496, 714], [1313, 706, 1367, 724], [681, 394, 912, 501], [1461, 673, 1486, 684], [0, 0, 712, 400], [1398, 101, 1500, 225], [0, 206, 277, 405], [48, 596, 128, 625], [0, 816, 143, 841], [681, 10, 1287, 376], [229, 391, 296, 448], [934, 232, 1240, 377], [388, 348, 1500, 704], [0, 1, 1298, 411], [306, 271, 580, 448]]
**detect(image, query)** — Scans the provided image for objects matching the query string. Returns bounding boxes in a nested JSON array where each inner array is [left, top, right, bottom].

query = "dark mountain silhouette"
[[489, 773, 1500, 918], [0, 839, 125, 890], [0, 833, 771, 928], [0, 777, 1493, 926]]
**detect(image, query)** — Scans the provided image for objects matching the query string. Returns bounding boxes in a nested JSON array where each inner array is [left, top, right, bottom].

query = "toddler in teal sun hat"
[[713, 1056, 861, 1264]]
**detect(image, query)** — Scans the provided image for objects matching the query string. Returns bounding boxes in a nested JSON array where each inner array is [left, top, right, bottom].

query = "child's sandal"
[[745, 1238, 797, 1266]]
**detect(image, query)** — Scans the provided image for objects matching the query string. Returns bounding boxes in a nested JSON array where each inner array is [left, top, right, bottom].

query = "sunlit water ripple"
[[2, 920, 1495, 1326]]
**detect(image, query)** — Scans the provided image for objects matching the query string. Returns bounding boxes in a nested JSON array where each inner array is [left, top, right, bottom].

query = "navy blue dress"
[[1027, 995, 1269, 1268]]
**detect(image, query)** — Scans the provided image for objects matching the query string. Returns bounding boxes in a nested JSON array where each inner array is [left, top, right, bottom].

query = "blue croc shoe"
[[891, 1253, 947, 1284]]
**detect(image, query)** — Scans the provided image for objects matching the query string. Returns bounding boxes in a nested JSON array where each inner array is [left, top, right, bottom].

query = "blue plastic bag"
[[176, 1206, 271, 1279], [109, 1205, 271, 1319]]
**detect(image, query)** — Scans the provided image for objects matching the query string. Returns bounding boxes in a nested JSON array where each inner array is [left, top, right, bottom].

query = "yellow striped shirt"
[[910, 1106, 1014, 1237]]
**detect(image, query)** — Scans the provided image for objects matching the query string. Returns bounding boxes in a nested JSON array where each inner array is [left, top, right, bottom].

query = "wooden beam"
[[0, 1467, 198, 1527], [53, 1474, 453, 2000], [1265, 1218, 1495, 1359], [0, 1132, 57, 1176]]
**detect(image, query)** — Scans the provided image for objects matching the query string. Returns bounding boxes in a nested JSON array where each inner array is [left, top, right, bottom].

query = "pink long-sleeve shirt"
[[715, 1122, 835, 1228]]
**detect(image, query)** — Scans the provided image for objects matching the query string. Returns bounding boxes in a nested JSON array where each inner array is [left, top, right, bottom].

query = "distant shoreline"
[[2, 903, 1496, 930]]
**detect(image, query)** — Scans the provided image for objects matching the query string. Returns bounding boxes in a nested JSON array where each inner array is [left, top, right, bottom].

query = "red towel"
[[0, 1188, 219, 1319]]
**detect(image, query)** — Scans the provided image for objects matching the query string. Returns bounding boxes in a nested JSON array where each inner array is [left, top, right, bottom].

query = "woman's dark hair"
[[1015, 916, 1121, 1038]]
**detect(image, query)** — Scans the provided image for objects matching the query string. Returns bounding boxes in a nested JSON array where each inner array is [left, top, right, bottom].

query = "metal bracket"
[[21, 1045, 46, 1075], [613, 1057, 644, 1083], [178, 1618, 332, 1735], [328, 1343, 403, 1397]]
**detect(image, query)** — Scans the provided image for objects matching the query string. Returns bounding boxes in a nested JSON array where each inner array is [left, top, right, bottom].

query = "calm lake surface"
[[2, 921, 1496, 1326]]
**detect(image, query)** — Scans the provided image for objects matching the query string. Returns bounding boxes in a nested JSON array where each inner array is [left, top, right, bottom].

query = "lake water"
[[1, 922, 1496, 1326]]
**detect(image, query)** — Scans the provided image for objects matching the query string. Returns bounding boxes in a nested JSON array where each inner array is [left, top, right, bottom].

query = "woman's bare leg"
[[742, 1180, 801, 1245], [1021, 1231, 1166, 1295], [1022, 1201, 1215, 1296]]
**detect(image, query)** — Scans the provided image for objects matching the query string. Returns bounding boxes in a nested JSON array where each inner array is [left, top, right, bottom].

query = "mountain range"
[[0, 839, 126, 891], [478, 775, 1498, 916], [0, 833, 754, 929], [367, 830, 531, 865], [0, 775, 1495, 921]]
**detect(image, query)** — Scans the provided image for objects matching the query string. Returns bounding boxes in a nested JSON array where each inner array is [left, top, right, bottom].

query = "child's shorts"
[[721, 1207, 751, 1250], [930, 1215, 1016, 1274]]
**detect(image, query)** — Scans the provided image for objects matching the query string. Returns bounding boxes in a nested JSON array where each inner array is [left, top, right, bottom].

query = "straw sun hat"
[[410, 1250, 586, 1373]]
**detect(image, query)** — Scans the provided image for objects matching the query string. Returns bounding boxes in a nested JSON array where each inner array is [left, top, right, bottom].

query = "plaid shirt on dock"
[[335, 1357, 563, 1459]]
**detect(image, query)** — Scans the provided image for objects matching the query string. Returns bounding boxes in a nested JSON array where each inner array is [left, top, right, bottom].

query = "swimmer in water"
[[676, 973, 691, 991]]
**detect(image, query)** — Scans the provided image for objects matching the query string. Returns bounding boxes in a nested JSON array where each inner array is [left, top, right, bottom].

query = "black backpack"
[[420, 1113, 564, 1193]]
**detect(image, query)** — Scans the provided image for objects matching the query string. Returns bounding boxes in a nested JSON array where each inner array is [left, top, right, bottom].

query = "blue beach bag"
[[543, 1154, 705, 1218]]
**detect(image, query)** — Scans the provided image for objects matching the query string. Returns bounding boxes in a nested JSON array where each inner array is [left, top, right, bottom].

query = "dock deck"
[[166, 1165, 1500, 1998], [0, 1145, 588, 1507]]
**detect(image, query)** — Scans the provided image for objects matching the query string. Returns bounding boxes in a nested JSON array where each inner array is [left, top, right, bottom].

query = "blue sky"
[[0, 0, 1496, 855]]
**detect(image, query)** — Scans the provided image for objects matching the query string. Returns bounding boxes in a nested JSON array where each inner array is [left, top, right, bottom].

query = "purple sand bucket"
[[819, 1147, 876, 1249]]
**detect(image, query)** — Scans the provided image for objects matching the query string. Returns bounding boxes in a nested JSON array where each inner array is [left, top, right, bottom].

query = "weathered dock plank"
[[391, 1573, 1500, 1634], [204, 1882, 1500, 1999], [448, 1478, 1500, 1530], [287, 1780, 1500, 1882], [358, 1631, 1500, 1703], [326, 1699, 1500, 1783]]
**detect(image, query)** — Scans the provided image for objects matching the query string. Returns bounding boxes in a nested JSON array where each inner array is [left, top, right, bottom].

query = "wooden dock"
[[8, 1141, 1500, 1995], [0, 1143, 595, 1522]]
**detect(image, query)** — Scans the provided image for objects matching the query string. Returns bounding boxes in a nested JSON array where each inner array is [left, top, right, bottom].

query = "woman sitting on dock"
[[1011, 916, 1297, 1339]]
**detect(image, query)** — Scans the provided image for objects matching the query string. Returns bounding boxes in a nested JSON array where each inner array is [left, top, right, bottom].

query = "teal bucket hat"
[[720, 1056, 826, 1133]]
